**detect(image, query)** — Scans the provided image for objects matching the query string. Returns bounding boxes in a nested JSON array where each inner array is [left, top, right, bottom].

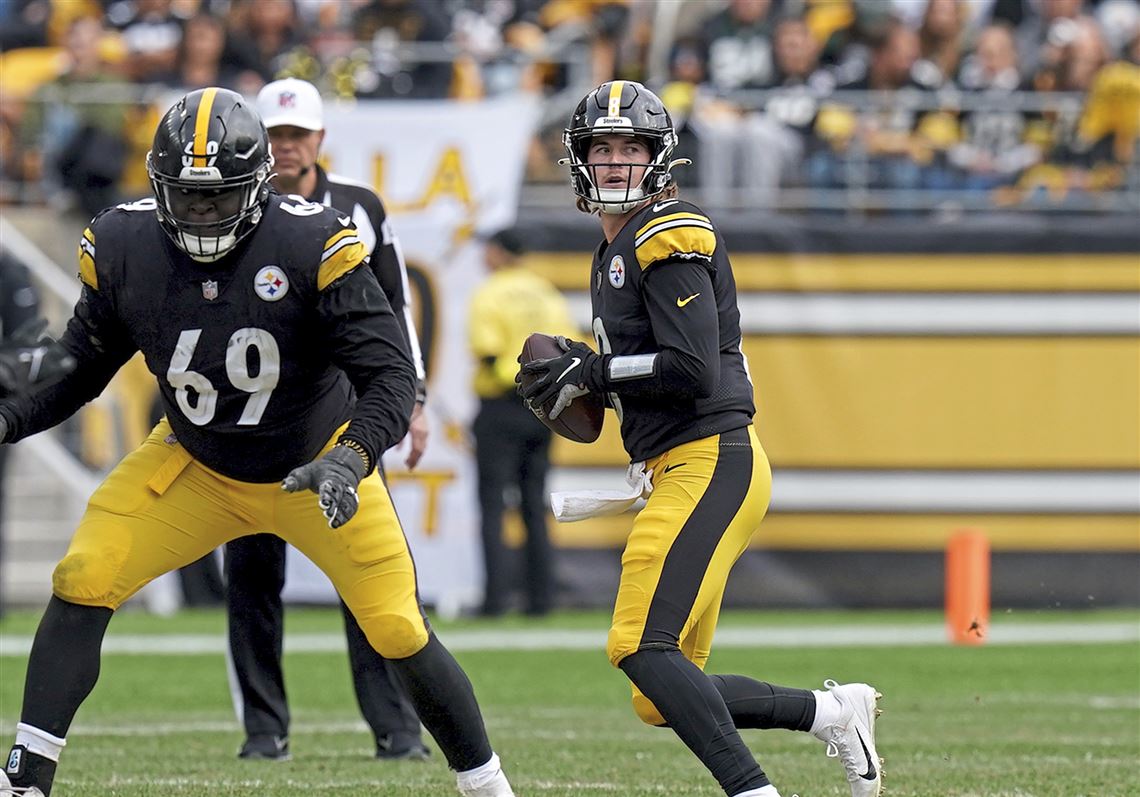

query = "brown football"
[[518, 332, 604, 443]]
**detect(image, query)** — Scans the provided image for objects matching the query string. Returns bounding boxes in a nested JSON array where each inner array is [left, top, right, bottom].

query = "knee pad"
[[361, 612, 430, 659], [51, 552, 120, 608]]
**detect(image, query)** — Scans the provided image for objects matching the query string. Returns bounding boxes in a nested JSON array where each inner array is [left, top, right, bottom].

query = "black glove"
[[281, 445, 368, 529], [0, 318, 77, 396], [518, 336, 605, 420]]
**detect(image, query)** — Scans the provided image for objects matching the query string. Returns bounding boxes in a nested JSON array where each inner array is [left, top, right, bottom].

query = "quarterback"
[[0, 88, 514, 797], [519, 80, 884, 797]]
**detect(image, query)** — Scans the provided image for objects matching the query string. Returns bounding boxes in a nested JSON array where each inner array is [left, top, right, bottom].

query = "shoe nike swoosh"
[[556, 357, 581, 383], [676, 293, 700, 307], [855, 728, 877, 780]]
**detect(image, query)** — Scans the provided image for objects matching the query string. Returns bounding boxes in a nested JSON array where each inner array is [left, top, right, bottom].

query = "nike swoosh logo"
[[676, 293, 700, 307], [855, 728, 877, 780], [662, 462, 686, 474], [652, 200, 679, 212], [556, 357, 581, 383]]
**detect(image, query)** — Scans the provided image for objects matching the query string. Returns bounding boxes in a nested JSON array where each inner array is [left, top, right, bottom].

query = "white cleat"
[[0, 771, 44, 797], [813, 679, 883, 797], [456, 765, 515, 797]]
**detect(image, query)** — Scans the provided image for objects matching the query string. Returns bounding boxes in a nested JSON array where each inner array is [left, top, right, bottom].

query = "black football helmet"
[[147, 87, 273, 262], [562, 80, 683, 214]]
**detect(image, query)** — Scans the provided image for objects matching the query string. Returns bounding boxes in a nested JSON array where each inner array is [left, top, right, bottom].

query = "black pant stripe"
[[639, 428, 754, 649]]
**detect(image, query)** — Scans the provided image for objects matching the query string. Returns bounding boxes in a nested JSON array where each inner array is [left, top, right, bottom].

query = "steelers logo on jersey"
[[609, 254, 626, 289], [254, 266, 290, 301]]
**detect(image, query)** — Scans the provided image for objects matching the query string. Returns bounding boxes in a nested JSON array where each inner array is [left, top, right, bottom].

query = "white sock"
[[14, 723, 66, 763], [732, 786, 781, 797], [809, 688, 842, 735], [456, 752, 502, 789]]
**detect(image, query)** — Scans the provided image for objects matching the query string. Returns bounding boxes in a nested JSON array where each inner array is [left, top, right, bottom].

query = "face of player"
[[267, 125, 324, 184], [585, 134, 652, 194], [166, 185, 245, 232]]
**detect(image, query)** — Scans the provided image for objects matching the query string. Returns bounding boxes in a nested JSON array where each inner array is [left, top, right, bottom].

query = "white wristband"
[[608, 353, 658, 381]]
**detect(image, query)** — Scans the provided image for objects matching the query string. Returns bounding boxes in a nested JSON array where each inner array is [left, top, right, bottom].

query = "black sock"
[[709, 674, 817, 732], [22, 596, 114, 737], [6, 747, 58, 796], [619, 648, 769, 795], [389, 634, 492, 772]]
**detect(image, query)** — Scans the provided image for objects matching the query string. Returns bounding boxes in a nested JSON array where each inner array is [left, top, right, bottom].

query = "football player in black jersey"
[[213, 77, 430, 764], [0, 88, 515, 797], [519, 81, 883, 797]]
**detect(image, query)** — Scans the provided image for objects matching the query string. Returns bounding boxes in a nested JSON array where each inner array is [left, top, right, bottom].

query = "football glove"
[[281, 445, 368, 529], [0, 319, 76, 397], [518, 336, 605, 421]]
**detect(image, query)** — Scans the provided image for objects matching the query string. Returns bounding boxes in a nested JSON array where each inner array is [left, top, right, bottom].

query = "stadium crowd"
[[1, 0, 1138, 213]]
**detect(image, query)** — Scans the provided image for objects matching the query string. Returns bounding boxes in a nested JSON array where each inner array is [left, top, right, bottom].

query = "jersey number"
[[591, 317, 623, 424], [167, 328, 281, 426]]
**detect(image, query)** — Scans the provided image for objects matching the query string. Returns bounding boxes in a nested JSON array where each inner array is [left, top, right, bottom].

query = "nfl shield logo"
[[202, 280, 218, 300], [279, 91, 296, 108]]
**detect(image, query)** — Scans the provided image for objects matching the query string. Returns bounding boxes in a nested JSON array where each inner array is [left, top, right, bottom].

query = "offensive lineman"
[[518, 80, 884, 797], [0, 88, 514, 797]]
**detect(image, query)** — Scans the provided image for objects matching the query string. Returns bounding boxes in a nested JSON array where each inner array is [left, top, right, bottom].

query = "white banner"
[[282, 97, 541, 616]]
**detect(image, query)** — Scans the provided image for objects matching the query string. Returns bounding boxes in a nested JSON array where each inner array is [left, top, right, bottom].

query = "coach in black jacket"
[[223, 78, 430, 762]]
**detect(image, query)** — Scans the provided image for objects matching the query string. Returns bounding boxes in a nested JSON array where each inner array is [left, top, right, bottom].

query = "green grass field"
[[1, 607, 1137, 796]]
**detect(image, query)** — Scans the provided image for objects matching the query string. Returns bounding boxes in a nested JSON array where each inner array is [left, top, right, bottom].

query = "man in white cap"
[[223, 76, 431, 762]]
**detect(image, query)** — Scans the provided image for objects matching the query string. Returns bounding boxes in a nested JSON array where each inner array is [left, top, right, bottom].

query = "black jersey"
[[1, 194, 416, 482], [307, 166, 426, 395], [591, 198, 754, 462]]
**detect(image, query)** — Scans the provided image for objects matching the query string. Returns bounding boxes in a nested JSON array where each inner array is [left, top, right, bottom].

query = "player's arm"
[[0, 220, 137, 443], [316, 235, 417, 474]]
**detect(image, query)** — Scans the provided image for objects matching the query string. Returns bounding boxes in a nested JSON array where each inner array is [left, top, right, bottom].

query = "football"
[[518, 332, 604, 443]]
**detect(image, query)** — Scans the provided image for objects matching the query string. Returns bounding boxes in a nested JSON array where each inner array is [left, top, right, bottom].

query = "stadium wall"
[[512, 212, 1140, 609]]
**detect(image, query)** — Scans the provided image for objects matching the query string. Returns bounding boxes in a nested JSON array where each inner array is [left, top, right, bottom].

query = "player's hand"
[[281, 445, 367, 529], [0, 318, 77, 396], [404, 403, 429, 470], [519, 336, 602, 421]]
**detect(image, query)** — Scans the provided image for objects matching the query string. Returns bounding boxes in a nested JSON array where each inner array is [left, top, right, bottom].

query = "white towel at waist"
[[550, 461, 653, 522]]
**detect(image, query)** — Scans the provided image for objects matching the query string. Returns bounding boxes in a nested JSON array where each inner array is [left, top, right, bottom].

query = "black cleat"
[[238, 734, 291, 761], [375, 733, 430, 761]]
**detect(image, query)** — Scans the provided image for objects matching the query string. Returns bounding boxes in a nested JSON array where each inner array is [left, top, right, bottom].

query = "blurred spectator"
[[449, 0, 546, 97], [915, 0, 966, 88], [157, 13, 248, 92], [19, 16, 131, 215], [1015, 0, 1085, 82], [657, 36, 707, 187], [701, 0, 778, 92], [225, 0, 305, 83], [952, 23, 1043, 190], [536, 0, 630, 86], [1077, 25, 1140, 166], [106, 0, 185, 83], [350, 0, 454, 98]]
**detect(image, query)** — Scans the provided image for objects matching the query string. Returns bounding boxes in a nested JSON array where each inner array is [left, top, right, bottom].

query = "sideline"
[[1, 621, 1136, 657]]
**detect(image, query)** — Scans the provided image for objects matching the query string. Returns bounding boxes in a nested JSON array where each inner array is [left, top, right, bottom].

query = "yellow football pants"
[[53, 418, 429, 660], [605, 425, 772, 725]]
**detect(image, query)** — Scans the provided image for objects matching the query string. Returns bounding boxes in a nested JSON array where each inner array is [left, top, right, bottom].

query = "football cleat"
[[237, 734, 291, 761], [0, 770, 44, 796], [812, 679, 883, 797], [456, 771, 514, 797], [375, 733, 430, 761]]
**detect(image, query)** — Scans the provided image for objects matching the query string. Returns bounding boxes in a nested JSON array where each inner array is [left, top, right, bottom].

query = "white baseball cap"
[[256, 78, 324, 131]]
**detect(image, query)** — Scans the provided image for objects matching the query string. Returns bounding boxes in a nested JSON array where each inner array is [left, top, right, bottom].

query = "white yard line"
[[0, 621, 1135, 657]]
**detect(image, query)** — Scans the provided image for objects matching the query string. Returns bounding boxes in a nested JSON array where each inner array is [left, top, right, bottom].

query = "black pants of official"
[[473, 395, 554, 616], [225, 533, 422, 747]]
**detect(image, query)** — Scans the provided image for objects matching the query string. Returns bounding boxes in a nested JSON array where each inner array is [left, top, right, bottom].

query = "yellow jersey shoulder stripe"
[[634, 216, 716, 270], [318, 238, 367, 291], [77, 226, 97, 289], [635, 211, 712, 244]]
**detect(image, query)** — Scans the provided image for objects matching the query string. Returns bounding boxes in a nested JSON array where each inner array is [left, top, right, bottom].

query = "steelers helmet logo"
[[254, 266, 289, 301], [609, 255, 626, 289]]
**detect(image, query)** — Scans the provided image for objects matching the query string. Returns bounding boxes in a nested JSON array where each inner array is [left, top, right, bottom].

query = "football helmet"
[[147, 87, 273, 262], [562, 80, 684, 214]]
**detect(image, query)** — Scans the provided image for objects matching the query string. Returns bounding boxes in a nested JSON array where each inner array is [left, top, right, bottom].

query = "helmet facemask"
[[148, 154, 272, 262], [562, 126, 677, 215]]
